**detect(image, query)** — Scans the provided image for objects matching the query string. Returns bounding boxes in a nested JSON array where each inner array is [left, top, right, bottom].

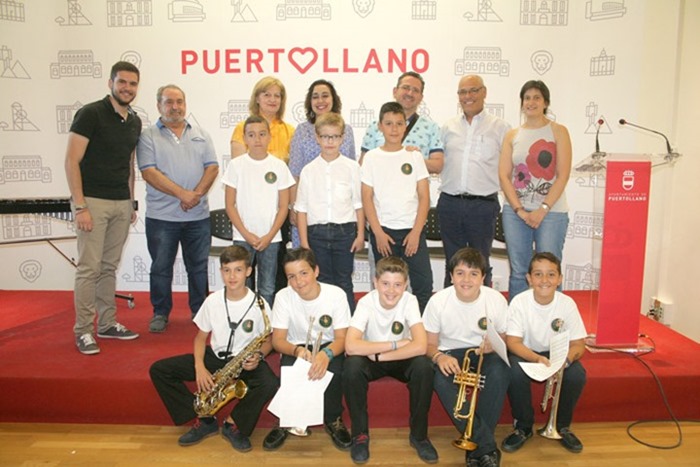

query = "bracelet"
[[293, 346, 301, 358], [514, 206, 523, 214], [256, 350, 265, 361], [74, 204, 88, 211], [322, 347, 334, 361], [375, 353, 380, 362], [431, 351, 443, 363], [541, 202, 551, 211], [75, 209, 89, 215], [391, 341, 397, 351]]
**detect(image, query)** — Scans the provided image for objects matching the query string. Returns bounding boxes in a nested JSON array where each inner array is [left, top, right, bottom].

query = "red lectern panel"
[[595, 155, 651, 345]]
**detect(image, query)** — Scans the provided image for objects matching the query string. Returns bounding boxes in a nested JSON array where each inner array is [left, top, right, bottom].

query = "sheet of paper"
[[486, 319, 510, 367], [519, 331, 570, 382], [267, 357, 333, 429]]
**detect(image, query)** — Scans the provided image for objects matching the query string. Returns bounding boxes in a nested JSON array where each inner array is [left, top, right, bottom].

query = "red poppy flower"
[[513, 163, 531, 189], [526, 139, 557, 180]]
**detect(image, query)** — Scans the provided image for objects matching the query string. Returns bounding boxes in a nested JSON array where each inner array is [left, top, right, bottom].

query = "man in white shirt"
[[439, 75, 510, 287]]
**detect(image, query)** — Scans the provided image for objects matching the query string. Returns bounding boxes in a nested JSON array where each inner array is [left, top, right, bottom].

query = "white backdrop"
[[0, 0, 682, 302]]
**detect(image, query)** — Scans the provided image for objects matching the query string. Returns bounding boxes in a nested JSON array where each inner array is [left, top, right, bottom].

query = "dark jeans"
[[233, 241, 280, 308], [146, 217, 211, 318], [308, 222, 357, 312], [343, 355, 434, 439], [149, 347, 279, 435], [433, 349, 510, 458], [437, 193, 500, 287], [280, 342, 346, 424], [506, 352, 586, 431], [369, 226, 433, 313]]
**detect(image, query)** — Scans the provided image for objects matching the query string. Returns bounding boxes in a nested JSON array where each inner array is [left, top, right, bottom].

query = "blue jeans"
[[146, 217, 211, 318], [233, 240, 280, 307], [501, 205, 569, 301], [437, 193, 500, 287], [433, 350, 510, 459], [507, 352, 586, 431], [308, 222, 357, 312], [369, 227, 433, 313]]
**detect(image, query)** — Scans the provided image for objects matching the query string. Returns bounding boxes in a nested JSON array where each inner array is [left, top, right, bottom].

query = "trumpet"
[[537, 363, 565, 439], [452, 347, 485, 451], [304, 315, 322, 359]]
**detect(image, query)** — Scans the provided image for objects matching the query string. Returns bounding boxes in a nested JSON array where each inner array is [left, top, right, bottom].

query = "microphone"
[[590, 118, 606, 165], [618, 118, 674, 155]]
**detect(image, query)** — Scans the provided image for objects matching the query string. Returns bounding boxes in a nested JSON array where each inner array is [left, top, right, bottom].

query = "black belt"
[[444, 192, 498, 202]]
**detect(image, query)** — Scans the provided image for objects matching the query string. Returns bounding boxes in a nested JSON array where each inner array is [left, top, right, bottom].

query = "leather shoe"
[[325, 416, 352, 450], [501, 428, 532, 453], [262, 427, 288, 451], [476, 449, 501, 467], [559, 428, 583, 453]]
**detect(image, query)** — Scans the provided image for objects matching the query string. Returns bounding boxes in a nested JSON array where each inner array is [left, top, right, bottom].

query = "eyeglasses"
[[458, 87, 484, 96], [317, 134, 343, 142], [399, 84, 422, 94]]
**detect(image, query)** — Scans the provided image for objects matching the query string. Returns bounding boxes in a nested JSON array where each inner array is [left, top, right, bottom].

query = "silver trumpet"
[[538, 363, 565, 439], [304, 315, 322, 359]]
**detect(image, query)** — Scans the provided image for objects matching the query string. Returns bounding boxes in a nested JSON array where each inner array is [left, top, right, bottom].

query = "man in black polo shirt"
[[65, 61, 142, 355]]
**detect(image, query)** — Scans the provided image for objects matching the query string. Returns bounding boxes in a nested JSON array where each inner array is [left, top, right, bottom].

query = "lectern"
[[576, 151, 679, 348]]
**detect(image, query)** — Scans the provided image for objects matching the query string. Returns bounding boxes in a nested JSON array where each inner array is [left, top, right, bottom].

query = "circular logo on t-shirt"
[[319, 314, 333, 328], [551, 318, 564, 332], [391, 321, 404, 335], [264, 171, 277, 184], [401, 163, 413, 175], [478, 317, 488, 331], [242, 319, 254, 333]]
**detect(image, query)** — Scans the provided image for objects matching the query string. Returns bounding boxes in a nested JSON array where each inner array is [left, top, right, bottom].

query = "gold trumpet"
[[452, 347, 485, 451], [538, 364, 565, 439]]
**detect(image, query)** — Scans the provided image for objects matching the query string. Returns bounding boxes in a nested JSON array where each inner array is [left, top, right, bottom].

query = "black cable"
[[585, 333, 693, 449]]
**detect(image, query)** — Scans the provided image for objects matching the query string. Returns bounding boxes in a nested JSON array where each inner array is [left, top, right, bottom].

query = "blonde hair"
[[249, 76, 286, 120]]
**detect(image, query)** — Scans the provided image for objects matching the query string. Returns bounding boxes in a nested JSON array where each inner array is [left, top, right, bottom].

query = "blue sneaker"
[[178, 418, 218, 446], [221, 423, 252, 452]]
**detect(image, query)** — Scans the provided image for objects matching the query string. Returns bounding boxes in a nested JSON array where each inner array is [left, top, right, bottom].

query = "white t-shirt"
[[507, 290, 587, 353], [295, 155, 362, 226], [360, 147, 429, 230], [193, 288, 270, 357], [350, 290, 422, 342], [423, 285, 508, 350], [221, 153, 295, 242], [271, 283, 351, 345]]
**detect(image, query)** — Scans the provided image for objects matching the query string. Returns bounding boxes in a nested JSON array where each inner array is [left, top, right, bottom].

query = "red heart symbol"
[[289, 47, 318, 74]]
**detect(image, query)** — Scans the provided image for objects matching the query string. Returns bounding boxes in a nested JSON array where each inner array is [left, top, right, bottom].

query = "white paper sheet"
[[267, 357, 333, 429], [486, 319, 510, 367], [519, 330, 570, 382]]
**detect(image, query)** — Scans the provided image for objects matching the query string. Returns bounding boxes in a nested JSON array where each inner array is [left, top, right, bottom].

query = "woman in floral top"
[[498, 80, 572, 301]]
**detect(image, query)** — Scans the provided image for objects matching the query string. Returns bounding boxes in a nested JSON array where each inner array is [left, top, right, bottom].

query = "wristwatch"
[[541, 202, 551, 211]]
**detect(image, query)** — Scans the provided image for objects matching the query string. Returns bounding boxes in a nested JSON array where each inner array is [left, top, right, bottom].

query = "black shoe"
[[325, 416, 352, 450], [409, 434, 438, 464], [262, 427, 288, 451], [501, 428, 532, 453], [466, 451, 480, 467], [476, 448, 501, 467], [178, 417, 218, 446], [559, 428, 583, 453], [350, 433, 370, 464], [221, 422, 252, 452]]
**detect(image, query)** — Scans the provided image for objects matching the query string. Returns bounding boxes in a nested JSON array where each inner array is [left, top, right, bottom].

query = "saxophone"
[[194, 294, 271, 417]]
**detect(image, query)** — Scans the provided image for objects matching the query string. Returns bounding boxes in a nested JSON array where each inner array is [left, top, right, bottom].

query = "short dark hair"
[[519, 80, 551, 114], [243, 115, 270, 133], [284, 247, 317, 270], [304, 79, 342, 123], [379, 101, 405, 123], [375, 256, 409, 280], [396, 71, 425, 93], [528, 252, 561, 274], [110, 61, 140, 81], [220, 245, 251, 268], [448, 247, 486, 275]]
